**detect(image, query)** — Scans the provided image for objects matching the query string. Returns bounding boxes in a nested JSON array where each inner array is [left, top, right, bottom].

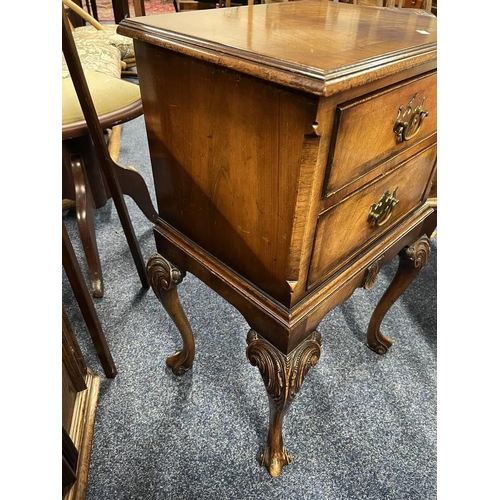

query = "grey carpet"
[[62, 114, 437, 500]]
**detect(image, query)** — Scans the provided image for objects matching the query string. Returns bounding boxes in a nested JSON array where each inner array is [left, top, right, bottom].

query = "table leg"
[[367, 234, 432, 354], [246, 330, 322, 477], [146, 253, 195, 375]]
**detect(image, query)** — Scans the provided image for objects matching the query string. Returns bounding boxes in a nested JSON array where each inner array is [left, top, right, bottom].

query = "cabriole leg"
[[146, 253, 195, 375], [246, 330, 322, 477], [367, 235, 431, 354]]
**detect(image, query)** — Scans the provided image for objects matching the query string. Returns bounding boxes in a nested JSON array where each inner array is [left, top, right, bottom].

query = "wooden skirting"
[[64, 369, 101, 500]]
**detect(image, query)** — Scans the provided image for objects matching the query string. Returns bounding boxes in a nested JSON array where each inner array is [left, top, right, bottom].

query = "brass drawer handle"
[[367, 187, 399, 227], [393, 93, 428, 143]]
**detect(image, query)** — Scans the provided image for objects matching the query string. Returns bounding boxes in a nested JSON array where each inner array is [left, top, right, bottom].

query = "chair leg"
[[114, 163, 159, 223], [107, 126, 122, 164], [107, 125, 158, 223], [70, 153, 104, 299], [111, 184, 151, 290], [89, 0, 99, 19], [63, 221, 117, 378]]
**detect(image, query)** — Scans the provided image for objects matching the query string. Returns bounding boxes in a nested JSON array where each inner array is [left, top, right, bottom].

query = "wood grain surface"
[[118, 1, 436, 95]]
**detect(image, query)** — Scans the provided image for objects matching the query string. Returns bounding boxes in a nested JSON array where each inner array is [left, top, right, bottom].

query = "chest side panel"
[[136, 42, 320, 304]]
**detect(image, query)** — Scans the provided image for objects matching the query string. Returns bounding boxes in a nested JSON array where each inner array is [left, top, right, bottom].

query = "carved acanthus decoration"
[[247, 330, 322, 412], [246, 330, 322, 477], [402, 235, 431, 269], [362, 256, 384, 290], [146, 252, 185, 296]]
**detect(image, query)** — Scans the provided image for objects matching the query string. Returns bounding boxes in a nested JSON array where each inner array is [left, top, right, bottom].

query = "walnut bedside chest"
[[118, 1, 437, 477]]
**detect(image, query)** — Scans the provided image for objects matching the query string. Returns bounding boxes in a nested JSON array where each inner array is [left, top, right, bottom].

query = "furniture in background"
[[109, 0, 152, 22], [62, 306, 101, 500], [181, 0, 255, 9], [62, 3, 158, 298], [399, 0, 432, 10], [82, 0, 178, 22], [69, 0, 147, 23], [348, 0, 385, 5], [111, 0, 132, 22], [177, 0, 226, 9], [74, 0, 99, 20], [119, 1, 437, 477], [176, 1, 214, 10], [340, 0, 433, 12], [63, 0, 139, 77]]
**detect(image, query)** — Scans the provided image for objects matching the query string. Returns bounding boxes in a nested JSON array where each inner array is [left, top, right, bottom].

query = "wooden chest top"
[[118, 1, 437, 96]]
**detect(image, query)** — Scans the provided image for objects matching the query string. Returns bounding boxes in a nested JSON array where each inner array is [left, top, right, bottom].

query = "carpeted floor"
[[62, 94, 437, 499]]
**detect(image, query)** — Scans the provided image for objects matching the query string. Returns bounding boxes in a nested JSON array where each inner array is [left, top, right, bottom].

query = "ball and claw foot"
[[247, 330, 322, 477], [260, 446, 293, 478]]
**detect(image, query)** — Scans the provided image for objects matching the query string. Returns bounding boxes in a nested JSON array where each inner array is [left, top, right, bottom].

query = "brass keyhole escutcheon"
[[393, 93, 429, 143], [367, 187, 399, 227]]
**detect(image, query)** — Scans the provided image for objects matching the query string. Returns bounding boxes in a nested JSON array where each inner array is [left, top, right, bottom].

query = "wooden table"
[[118, 1, 437, 477]]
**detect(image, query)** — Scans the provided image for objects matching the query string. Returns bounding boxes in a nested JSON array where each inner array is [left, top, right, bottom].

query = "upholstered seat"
[[72, 24, 135, 60], [62, 70, 142, 136], [63, 0, 137, 76], [62, 40, 122, 80]]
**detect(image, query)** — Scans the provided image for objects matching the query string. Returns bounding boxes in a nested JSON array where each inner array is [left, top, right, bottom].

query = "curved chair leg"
[[367, 235, 432, 354], [70, 154, 104, 299], [114, 163, 159, 224], [246, 330, 322, 478], [107, 122, 158, 224], [146, 253, 195, 375]]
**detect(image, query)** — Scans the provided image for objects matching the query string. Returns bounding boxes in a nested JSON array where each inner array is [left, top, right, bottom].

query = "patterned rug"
[[94, 0, 176, 21]]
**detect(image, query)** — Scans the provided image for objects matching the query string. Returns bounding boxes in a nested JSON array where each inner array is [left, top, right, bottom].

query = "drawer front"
[[324, 72, 436, 198], [309, 144, 436, 287]]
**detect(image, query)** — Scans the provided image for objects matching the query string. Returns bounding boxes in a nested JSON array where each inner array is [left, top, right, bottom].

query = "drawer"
[[323, 72, 436, 198], [308, 143, 437, 287]]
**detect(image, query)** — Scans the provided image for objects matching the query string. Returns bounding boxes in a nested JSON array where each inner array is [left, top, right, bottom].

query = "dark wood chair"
[[62, 4, 158, 298], [63, 0, 142, 77]]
